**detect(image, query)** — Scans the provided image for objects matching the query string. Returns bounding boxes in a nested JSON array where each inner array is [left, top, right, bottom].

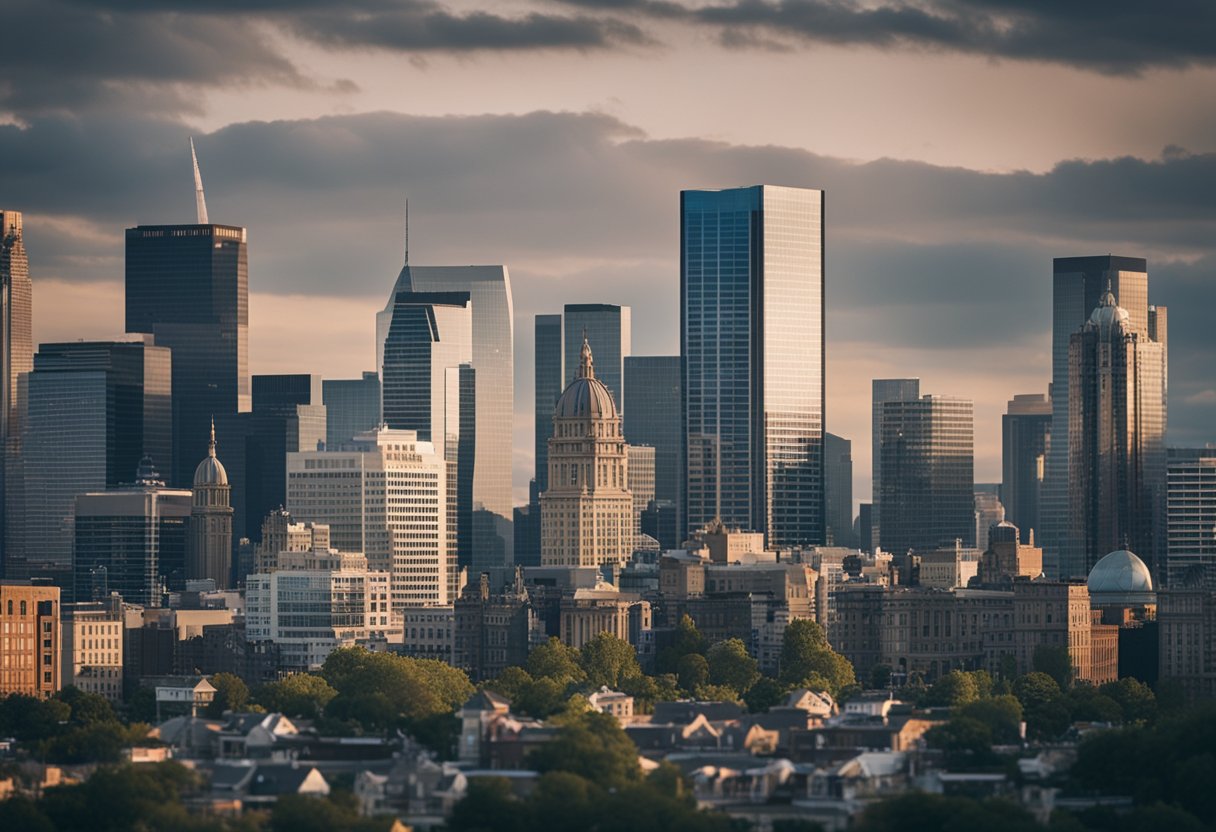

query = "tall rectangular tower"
[[1001, 393, 1052, 544], [825, 432, 855, 548], [681, 185, 825, 547], [0, 211, 33, 578], [323, 372, 381, 450], [534, 314, 564, 495], [1165, 449, 1216, 587], [125, 223, 249, 486], [872, 379, 920, 549], [563, 304, 630, 411], [623, 356, 684, 544]]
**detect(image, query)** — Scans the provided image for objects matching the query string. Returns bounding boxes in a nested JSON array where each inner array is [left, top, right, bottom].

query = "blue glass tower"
[[681, 185, 825, 547]]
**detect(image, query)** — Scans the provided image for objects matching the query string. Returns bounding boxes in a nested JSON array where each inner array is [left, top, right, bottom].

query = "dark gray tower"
[[0, 210, 32, 577]]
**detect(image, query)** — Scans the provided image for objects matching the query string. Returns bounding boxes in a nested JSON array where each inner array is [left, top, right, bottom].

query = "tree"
[[656, 615, 706, 674], [513, 676, 568, 719], [744, 677, 789, 713], [924, 670, 979, 708], [528, 710, 642, 789], [447, 777, 529, 832], [958, 695, 1023, 744], [0, 694, 70, 742], [579, 632, 641, 689], [484, 667, 534, 702], [706, 638, 760, 695], [1099, 678, 1157, 724], [677, 653, 709, 693], [206, 672, 250, 717], [43, 720, 147, 764], [527, 637, 586, 685], [853, 792, 1041, 832], [925, 716, 994, 767], [1012, 672, 1062, 711], [321, 647, 473, 731], [57, 686, 117, 726], [1033, 645, 1073, 689], [1066, 685, 1123, 724], [779, 619, 856, 696], [256, 673, 339, 719], [869, 664, 893, 689]]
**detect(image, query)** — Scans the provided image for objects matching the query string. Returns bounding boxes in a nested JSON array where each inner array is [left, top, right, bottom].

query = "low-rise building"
[[0, 581, 61, 699], [61, 596, 124, 703]]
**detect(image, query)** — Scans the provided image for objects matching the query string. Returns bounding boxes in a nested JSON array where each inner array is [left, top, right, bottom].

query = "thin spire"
[[579, 330, 595, 379], [404, 199, 409, 265], [190, 138, 209, 225], [208, 416, 217, 458]]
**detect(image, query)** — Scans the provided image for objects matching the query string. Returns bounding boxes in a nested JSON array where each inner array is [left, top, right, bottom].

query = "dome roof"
[[1087, 548, 1154, 605], [1087, 287, 1130, 335], [193, 420, 228, 487], [554, 336, 618, 420]]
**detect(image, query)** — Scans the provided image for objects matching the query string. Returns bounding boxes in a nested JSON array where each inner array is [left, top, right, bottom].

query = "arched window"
[[20, 600, 27, 615]]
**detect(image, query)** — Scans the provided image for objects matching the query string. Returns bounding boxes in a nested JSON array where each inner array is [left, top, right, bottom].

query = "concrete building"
[[560, 587, 651, 649], [453, 573, 534, 682], [916, 542, 981, 589], [1001, 393, 1051, 545], [627, 445, 656, 550], [973, 488, 1005, 553], [978, 521, 1044, 586], [401, 605, 454, 663], [189, 423, 234, 588], [0, 581, 60, 698], [1158, 586, 1216, 700], [61, 596, 124, 703], [287, 428, 450, 610], [1165, 450, 1216, 588], [323, 371, 380, 450], [688, 521, 766, 564], [540, 337, 634, 569]]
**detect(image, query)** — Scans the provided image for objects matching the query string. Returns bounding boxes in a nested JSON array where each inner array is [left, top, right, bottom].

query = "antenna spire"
[[190, 138, 209, 225], [404, 199, 410, 266]]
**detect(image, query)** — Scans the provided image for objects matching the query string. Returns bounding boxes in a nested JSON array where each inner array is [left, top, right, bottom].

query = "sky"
[[5, 0, 1216, 508]]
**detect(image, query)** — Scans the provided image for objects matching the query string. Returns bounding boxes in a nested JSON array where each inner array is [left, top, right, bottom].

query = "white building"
[[61, 597, 124, 703], [287, 428, 449, 609], [626, 445, 655, 550]]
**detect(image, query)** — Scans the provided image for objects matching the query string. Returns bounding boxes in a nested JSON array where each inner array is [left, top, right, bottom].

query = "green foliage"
[[40, 762, 206, 832], [56, 686, 117, 726], [513, 676, 569, 719], [677, 653, 709, 692], [255, 673, 338, 719], [0, 694, 70, 742], [656, 614, 707, 674], [579, 632, 642, 689], [320, 646, 473, 732], [485, 666, 534, 702], [527, 637, 586, 685], [925, 716, 995, 767], [1064, 685, 1122, 724], [853, 792, 1041, 832], [1012, 671, 1062, 710], [1099, 678, 1157, 724], [0, 797, 54, 832], [448, 777, 529, 832], [528, 710, 642, 789], [779, 619, 856, 696], [205, 672, 250, 718], [43, 720, 149, 764], [869, 664, 893, 689], [706, 638, 760, 696], [1032, 645, 1073, 689], [923, 670, 980, 708], [744, 676, 789, 713], [269, 792, 390, 832], [957, 695, 1023, 744]]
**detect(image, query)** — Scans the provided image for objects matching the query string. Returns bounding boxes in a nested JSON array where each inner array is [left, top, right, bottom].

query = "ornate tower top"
[[579, 331, 595, 379]]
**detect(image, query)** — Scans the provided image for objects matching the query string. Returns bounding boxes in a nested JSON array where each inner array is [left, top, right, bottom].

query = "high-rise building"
[[878, 394, 974, 555], [1066, 289, 1167, 579], [378, 265, 513, 570], [323, 372, 381, 450], [682, 185, 825, 547], [0, 210, 33, 578], [1043, 256, 1165, 577], [623, 356, 684, 546], [189, 422, 234, 588], [287, 428, 450, 610], [0, 581, 60, 698], [627, 445, 656, 548], [61, 596, 124, 703], [872, 379, 920, 549], [825, 432, 855, 548], [1165, 450, 1216, 588], [973, 488, 1005, 553], [73, 457, 191, 606], [22, 341, 172, 583], [1001, 393, 1051, 544], [563, 304, 630, 412], [534, 314, 564, 496], [541, 338, 633, 568]]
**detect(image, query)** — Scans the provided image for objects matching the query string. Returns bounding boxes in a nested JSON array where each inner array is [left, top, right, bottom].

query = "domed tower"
[[540, 336, 633, 568], [188, 420, 233, 588]]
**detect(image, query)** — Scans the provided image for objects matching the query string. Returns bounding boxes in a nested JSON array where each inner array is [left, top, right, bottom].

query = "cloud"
[[557, 0, 1216, 75]]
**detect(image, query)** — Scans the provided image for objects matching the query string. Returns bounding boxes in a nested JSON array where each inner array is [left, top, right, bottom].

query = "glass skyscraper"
[[534, 314, 564, 496], [125, 223, 249, 487], [323, 372, 381, 450], [1001, 393, 1052, 544], [681, 185, 825, 547], [377, 267, 513, 571], [872, 378, 920, 549], [563, 304, 630, 412], [0, 210, 32, 577], [623, 355, 684, 545], [825, 432, 855, 548]]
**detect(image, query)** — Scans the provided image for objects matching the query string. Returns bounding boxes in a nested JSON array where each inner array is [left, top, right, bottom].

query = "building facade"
[[0, 210, 33, 578], [682, 186, 825, 547], [627, 445, 656, 549], [189, 423, 234, 588], [322, 372, 381, 450], [623, 356, 684, 548], [563, 304, 630, 413], [61, 597, 124, 703], [825, 432, 855, 549], [1001, 393, 1051, 545], [0, 581, 60, 698], [1165, 451, 1216, 588], [534, 314, 564, 497], [871, 379, 921, 550]]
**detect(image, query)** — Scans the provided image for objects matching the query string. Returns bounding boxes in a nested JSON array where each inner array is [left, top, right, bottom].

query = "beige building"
[[691, 520, 766, 564], [917, 541, 981, 589], [626, 444, 655, 549], [61, 597, 124, 703], [541, 338, 634, 569], [979, 522, 1044, 585], [188, 422, 234, 589], [559, 587, 651, 649], [0, 581, 60, 698], [1158, 588, 1216, 700]]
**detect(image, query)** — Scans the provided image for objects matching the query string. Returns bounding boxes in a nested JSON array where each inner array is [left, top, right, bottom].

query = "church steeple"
[[579, 332, 595, 379]]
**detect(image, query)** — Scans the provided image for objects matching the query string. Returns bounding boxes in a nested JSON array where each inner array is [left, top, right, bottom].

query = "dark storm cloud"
[[557, 0, 1216, 74]]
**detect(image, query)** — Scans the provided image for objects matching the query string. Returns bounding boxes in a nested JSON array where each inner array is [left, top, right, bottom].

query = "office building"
[[189, 423, 234, 588], [623, 356, 684, 548], [534, 314, 564, 496], [1001, 393, 1051, 544], [974, 487, 1005, 553], [978, 521, 1044, 586], [563, 304, 630, 412], [22, 341, 172, 582], [825, 432, 855, 548], [73, 457, 192, 606], [125, 210, 248, 488], [287, 428, 450, 609], [858, 503, 873, 553], [0, 581, 60, 698], [323, 372, 381, 449], [627, 445, 656, 549], [1165, 449, 1216, 587], [541, 338, 634, 568], [1044, 255, 1165, 578], [877, 394, 974, 555], [682, 186, 825, 547], [378, 265, 513, 570], [453, 573, 534, 682], [1066, 288, 1167, 579], [872, 379, 921, 549], [1, 210, 33, 577], [61, 596, 124, 703]]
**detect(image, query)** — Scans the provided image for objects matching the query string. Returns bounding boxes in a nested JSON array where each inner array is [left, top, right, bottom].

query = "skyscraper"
[[1066, 288, 1166, 578], [563, 304, 630, 411], [0, 210, 32, 577], [323, 372, 381, 449], [73, 458, 191, 606], [189, 422, 234, 588], [125, 147, 249, 486], [1166, 449, 1216, 587], [627, 444, 656, 548], [623, 356, 684, 546], [878, 394, 974, 555], [1001, 393, 1051, 544], [682, 185, 825, 547], [825, 432, 856, 548], [872, 379, 920, 549], [21, 341, 172, 583], [378, 265, 513, 571], [541, 338, 633, 568], [1043, 255, 1165, 577], [534, 314, 564, 496]]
